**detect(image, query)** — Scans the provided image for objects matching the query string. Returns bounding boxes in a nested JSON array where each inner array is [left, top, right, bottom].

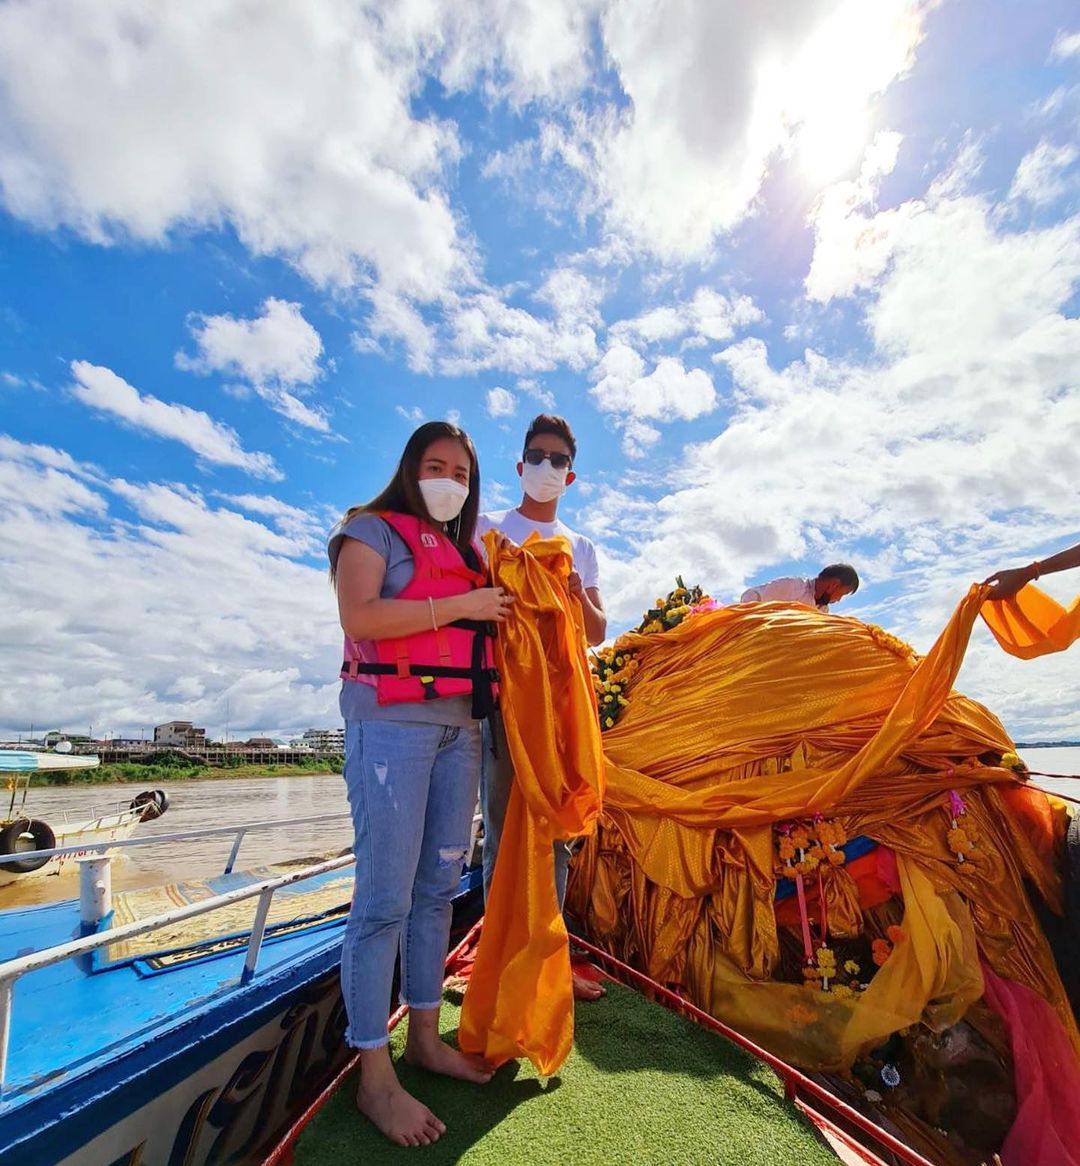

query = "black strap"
[[341, 616, 500, 720]]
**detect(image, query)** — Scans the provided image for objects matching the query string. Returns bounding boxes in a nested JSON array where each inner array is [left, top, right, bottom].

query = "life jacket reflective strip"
[[340, 511, 497, 716]]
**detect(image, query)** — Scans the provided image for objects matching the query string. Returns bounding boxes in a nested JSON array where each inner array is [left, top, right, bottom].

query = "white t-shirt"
[[478, 508, 601, 591], [741, 576, 829, 610]]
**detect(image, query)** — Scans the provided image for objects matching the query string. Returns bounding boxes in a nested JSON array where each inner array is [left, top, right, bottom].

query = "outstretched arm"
[[983, 541, 1080, 600]]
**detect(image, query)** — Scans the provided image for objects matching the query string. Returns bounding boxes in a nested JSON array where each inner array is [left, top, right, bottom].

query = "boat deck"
[[291, 981, 839, 1166], [0, 865, 350, 1098]]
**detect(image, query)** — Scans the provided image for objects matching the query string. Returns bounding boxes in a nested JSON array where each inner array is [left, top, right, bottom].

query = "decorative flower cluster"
[[591, 649, 638, 730], [800, 947, 865, 1000], [871, 925, 906, 966], [999, 750, 1027, 775], [634, 576, 711, 635], [864, 622, 919, 662], [776, 817, 848, 876], [945, 790, 979, 864], [590, 577, 711, 731]]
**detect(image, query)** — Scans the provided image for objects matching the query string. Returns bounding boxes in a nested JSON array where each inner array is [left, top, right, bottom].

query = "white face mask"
[[521, 461, 568, 504], [418, 477, 470, 523]]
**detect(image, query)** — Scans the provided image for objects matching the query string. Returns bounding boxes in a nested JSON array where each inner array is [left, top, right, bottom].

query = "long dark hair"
[[333, 421, 481, 581]]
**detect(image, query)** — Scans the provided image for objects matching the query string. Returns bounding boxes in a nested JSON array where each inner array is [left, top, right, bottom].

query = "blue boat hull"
[[0, 867, 482, 1166]]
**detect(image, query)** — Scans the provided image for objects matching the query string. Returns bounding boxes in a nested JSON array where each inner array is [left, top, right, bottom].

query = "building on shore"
[[302, 727, 345, 752], [154, 721, 208, 749]]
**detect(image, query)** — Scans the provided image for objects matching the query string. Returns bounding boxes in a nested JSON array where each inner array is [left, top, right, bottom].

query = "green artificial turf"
[[294, 981, 838, 1166]]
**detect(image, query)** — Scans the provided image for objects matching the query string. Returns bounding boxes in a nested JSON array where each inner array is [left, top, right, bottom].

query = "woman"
[[329, 421, 513, 1146]]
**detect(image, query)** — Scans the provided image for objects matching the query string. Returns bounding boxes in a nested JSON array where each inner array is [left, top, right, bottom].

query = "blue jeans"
[[340, 718, 481, 1049], [480, 714, 571, 907]]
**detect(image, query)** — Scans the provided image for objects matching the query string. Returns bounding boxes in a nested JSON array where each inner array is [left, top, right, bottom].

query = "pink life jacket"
[[340, 511, 498, 717]]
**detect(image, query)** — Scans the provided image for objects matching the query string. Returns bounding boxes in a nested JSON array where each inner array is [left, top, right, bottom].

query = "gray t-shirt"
[[328, 513, 474, 726]]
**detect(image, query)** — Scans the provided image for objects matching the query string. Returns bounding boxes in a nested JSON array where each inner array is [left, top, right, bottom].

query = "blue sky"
[[2, 0, 1079, 741]]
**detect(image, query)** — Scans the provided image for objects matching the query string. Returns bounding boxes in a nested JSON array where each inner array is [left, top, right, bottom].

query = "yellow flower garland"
[[590, 576, 711, 730]]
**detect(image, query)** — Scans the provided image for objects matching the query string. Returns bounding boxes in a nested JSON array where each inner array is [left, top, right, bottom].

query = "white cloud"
[[424, 0, 601, 106], [177, 298, 329, 431], [395, 404, 426, 424], [358, 289, 438, 375], [804, 130, 918, 301], [0, 3, 476, 298], [485, 386, 517, 417], [516, 377, 556, 408], [591, 346, 718, 421], [590, 344, 718, 457], [581, 162, 1080, 739], [611, 288, 764, 347], [215, 492, 327, 551], [619, 417, 662, 459], [0, 440, 338, 737], [69, 361, 281, 479], [1049, 30, 1080, 61], [562, 0, 927, 259], [179, 299, 322, 388], [439, 290, 599, 376], [1008, 140, 1078, 207]]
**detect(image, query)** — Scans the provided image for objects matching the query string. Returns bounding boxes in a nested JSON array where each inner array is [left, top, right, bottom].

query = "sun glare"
[[784, 0, 921, 187]]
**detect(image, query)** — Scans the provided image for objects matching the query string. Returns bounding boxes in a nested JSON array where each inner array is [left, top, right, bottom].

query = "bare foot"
[[404, 1038, 495, 1083], [355, 1076, 446, 1147], [572, 969, 607, 1001]]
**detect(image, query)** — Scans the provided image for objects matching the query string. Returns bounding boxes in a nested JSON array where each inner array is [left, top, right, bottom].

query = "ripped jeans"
[[340, 718, 481, 1048]]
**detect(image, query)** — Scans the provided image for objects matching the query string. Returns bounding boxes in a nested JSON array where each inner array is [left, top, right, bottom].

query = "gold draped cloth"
[[458, 534, 605, 1074], [982, 582, 1080, 659], [562, 585, 1080, 1071]]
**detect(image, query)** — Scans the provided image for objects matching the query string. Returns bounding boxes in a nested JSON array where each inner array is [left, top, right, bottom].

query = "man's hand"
[[567, 570, 584, 598]]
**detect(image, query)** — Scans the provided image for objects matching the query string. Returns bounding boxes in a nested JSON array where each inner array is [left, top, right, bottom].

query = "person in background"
[[740, 563, 860, 612], [329, 421, 512, 1147], [477, 413, 607, 1001], [984, 540, 1080, 600]]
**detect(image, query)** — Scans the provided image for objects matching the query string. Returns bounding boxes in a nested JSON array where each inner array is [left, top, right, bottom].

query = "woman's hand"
[[455, 586, 515, 623]]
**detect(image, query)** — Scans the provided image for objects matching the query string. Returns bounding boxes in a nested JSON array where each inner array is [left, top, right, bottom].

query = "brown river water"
[[3, 748, 1077, 911], [0, 773, 354, 909]]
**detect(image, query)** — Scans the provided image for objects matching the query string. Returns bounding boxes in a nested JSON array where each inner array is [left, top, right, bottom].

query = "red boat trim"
[[264, 918, 937, 1166], [262, 920, 482, 1166], [570, 934, 937, 1166]]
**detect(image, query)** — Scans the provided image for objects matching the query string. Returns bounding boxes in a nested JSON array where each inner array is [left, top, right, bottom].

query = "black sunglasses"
[[523, 448, 573, 470]]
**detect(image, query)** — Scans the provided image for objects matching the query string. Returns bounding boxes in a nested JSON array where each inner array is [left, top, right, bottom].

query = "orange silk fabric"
[[564, 586, 1078, 1070], [981, 583, 1080, 659], [458, 534, 605, 1075]]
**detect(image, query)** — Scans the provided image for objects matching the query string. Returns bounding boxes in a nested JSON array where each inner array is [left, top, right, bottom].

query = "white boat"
[[0, 750, 168, 888]]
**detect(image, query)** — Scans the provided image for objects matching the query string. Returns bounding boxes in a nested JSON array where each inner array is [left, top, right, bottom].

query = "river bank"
[[23, 757, 343, 786]]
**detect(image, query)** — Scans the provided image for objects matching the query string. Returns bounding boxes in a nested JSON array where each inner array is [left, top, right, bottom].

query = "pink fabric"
[[874, 846, 900, 894], [981, 961, 1080, 1166]]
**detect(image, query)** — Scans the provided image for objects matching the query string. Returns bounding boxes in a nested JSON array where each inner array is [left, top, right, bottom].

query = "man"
[[984, 541, 1080, 600], [477, 413, 606, 1000], [740, 563, 860, 612]]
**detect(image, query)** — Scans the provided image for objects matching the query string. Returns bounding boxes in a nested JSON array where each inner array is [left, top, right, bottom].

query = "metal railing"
[[0, 811, 353, 874], [0, 851, 355, 1094]]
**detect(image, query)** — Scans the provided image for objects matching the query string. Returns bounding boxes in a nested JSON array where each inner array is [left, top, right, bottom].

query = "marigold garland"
[[590, 576, 711, 730], [944, 790, 980, 864], [999, 749, 1028, 775], [775, 816, 848, 877]]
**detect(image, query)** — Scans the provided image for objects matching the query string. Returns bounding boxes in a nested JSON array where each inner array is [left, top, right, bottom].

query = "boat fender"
[[130, 788, 170, 821], [0, 818, 57, 874]]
